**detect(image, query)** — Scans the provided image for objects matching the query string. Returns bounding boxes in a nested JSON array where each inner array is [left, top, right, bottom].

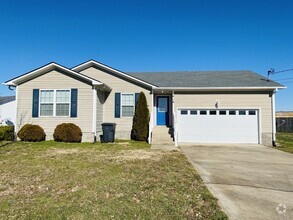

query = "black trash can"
[[101, 123, 116, 143]]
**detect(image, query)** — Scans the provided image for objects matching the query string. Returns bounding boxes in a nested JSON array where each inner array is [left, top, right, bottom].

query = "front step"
[[151, 126, 175, 149]]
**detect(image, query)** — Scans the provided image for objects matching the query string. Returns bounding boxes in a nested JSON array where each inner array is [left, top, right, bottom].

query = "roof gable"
[[4, 62, 102, 86], [72, 60, 157, 88]]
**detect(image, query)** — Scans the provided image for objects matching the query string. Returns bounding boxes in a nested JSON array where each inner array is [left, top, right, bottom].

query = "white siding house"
[[0, 96, 16, 126]]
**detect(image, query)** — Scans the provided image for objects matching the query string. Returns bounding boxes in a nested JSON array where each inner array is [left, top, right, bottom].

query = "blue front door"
[[157, 96, 169, 126]]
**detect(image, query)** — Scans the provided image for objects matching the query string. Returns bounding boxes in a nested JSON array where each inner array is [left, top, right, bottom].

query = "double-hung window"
[[40, 90, 54, 116], [121, 93, 135, 117], [56, 90, 70, 116], [40, 89, 70, 117]]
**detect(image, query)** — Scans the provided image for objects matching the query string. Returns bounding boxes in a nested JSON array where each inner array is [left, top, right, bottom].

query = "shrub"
[[131, 92, 150, 141], [0, 126, 15, 141], [17, 124, 46, 142], [53, 123, 82, 143]]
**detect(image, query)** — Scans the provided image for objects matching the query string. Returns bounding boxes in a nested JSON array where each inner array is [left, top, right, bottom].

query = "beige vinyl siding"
[[16, 70, 93, 137], [173, 92, 273, 143], [80, 67, 152, 138]]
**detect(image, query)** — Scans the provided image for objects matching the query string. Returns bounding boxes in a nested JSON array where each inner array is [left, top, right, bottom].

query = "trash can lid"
[[101, 123, 116, 126]]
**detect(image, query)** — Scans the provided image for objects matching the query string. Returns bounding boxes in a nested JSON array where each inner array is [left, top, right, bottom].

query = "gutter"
[[2, 82, 16, 86], [153, 86, 286, 91]]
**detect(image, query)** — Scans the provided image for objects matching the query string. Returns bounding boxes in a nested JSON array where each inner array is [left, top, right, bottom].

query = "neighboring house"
[[3, 60, 285, 146], [0, 96, 16, 126]]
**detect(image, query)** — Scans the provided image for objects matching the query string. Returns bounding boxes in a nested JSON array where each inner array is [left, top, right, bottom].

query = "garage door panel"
[[177, 109, 259, 144]]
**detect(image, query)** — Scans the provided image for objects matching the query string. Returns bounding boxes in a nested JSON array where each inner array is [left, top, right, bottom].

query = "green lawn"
[[276, 132, 293, 153], [0, 141, 227, 220]]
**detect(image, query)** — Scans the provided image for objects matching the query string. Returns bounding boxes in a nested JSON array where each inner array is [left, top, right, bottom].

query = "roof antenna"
[[267, 68, 275, 80]]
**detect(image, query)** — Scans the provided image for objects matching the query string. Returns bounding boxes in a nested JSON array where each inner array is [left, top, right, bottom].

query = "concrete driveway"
[[180, 144, 293, 220]]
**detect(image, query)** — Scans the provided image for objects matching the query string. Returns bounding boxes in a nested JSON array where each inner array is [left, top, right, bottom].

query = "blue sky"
[[0, 0, 292, 110]]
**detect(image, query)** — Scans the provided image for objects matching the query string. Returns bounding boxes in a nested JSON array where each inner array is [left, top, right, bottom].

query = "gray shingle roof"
[[0, 96, 15, 105], [127, 70, 283, 88]]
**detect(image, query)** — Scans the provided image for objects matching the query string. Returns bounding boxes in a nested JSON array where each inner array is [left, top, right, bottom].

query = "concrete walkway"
[[181, 144, 293, 220], [151, 144, 180, 151]]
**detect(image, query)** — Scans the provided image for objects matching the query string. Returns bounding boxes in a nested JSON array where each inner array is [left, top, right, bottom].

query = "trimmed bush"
[[17, 124, 46, 142], [131, 92, 150, 141], [53, 123, 82, 143], [0, 126, 15, 141]]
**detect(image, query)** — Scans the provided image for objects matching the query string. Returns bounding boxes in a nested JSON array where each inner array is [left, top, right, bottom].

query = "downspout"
[[14, 86, 18, 138], [92, 86, 97, 143], [148, 89, 154, 144], [272, 88, 278, 146], [173, 90, 178, 147]]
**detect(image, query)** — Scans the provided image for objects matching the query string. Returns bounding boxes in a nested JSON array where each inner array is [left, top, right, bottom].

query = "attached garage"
[[177, 109, 259, 144], [129, 69, 285, 146]]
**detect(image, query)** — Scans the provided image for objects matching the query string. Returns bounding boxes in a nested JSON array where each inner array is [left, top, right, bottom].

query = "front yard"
[[276, 132, 293, 153], [0, 141, 227, 219]]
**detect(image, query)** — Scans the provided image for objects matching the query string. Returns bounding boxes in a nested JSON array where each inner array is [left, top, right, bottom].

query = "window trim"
[[120, 93, 135, 118], [39, 89, 71, 117]]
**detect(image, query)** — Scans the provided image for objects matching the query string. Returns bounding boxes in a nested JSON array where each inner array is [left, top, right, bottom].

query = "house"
[[3, 60, 285, 146], [0, 96, 16, 126]]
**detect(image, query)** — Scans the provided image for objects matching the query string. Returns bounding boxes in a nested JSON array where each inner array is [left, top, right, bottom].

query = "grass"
[[276, 132, 293, 153], [0, 140, 227, 220], [0, 141, 12, 148]]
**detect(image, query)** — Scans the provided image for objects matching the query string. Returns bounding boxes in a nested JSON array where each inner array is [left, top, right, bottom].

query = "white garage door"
[[177, 109, 259, 144]]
